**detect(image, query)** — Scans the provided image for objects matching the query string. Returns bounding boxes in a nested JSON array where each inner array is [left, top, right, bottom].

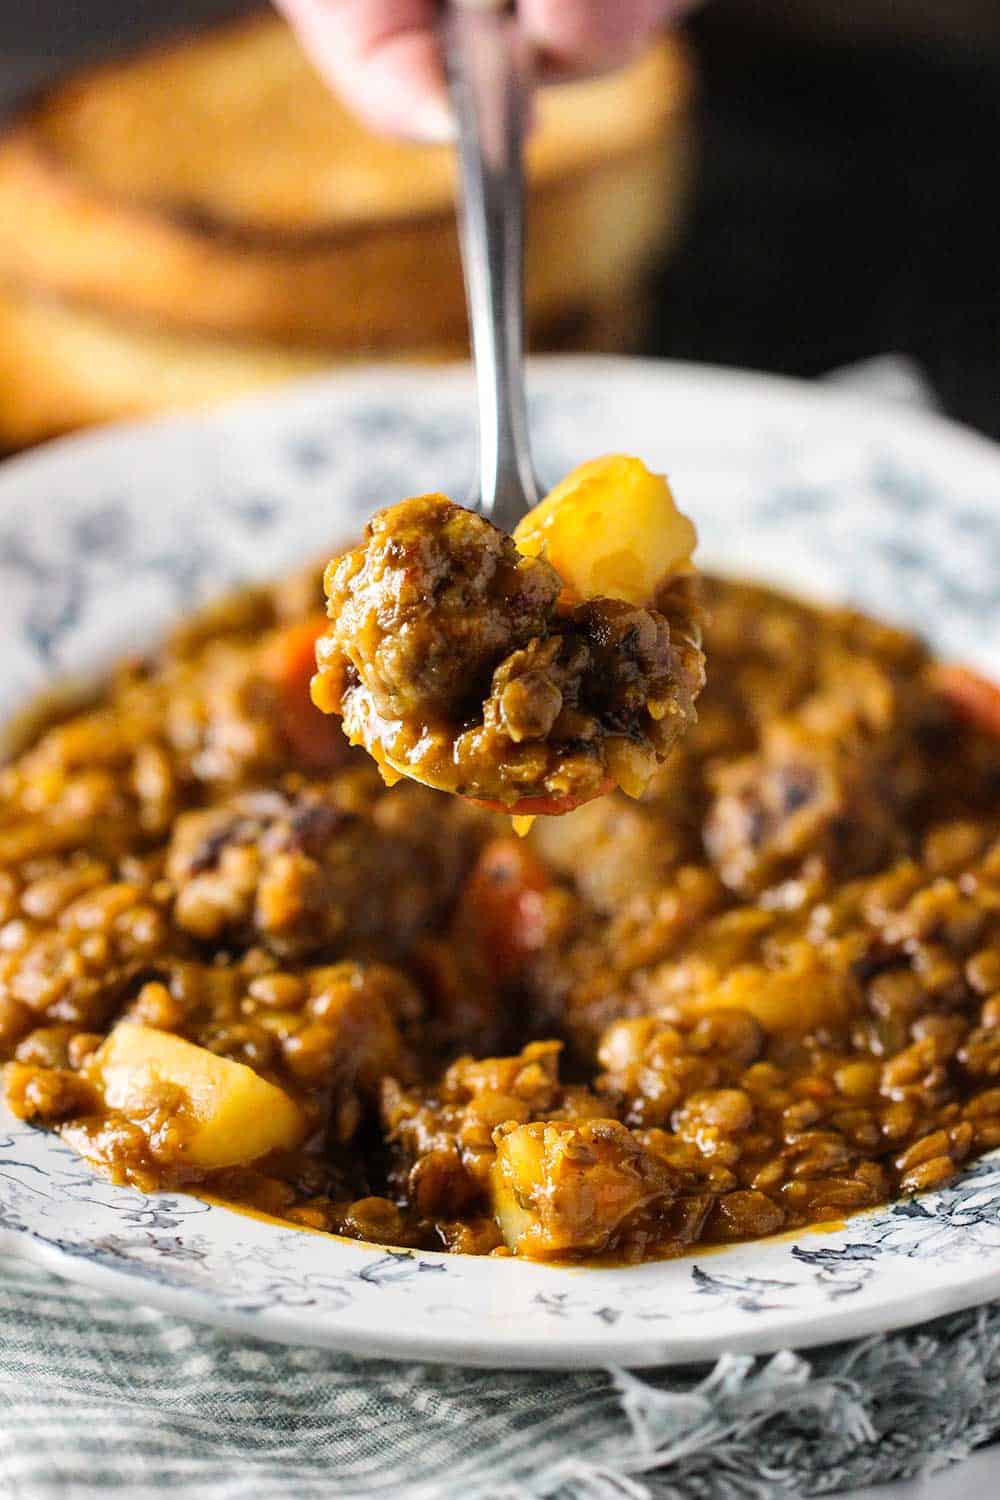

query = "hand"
[[274, 0, 699, 141]]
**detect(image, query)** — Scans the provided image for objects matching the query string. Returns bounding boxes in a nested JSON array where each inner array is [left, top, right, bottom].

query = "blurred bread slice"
[[0, 14, 691, 352], [0, 281, 641, 449], [0, 282, 331, 446]]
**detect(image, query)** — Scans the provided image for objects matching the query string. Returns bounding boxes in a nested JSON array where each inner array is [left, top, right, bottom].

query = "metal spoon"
[[444, 0, 544, 534]]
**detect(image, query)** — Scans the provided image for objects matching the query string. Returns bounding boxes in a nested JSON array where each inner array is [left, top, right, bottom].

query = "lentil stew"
[[3, 566, 1000, 1262]]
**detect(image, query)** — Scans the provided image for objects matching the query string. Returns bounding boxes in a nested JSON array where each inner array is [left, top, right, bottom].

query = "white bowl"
[[0, 357, 997, 1367]]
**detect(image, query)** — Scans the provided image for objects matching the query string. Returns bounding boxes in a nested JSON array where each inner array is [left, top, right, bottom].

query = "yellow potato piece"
[[490, 1124, 545, 1253], [491, 1116, 670, 1258], [513, 454, 697, 606], [682, 959, 851, 1036], [91, 1023, 306, 1169]]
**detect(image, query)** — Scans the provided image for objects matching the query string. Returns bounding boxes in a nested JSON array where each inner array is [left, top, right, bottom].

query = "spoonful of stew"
[[311, 2, 704, 817]]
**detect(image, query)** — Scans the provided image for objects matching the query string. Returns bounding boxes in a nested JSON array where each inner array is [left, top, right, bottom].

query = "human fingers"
[[274, 0, 453, 141]]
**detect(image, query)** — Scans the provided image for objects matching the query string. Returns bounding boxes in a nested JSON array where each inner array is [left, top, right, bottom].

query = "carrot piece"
[[471, 779, 614, 818], [262, 615, 347, 770], [462, 837, 551, 980], [934, 664, 1000, 739]]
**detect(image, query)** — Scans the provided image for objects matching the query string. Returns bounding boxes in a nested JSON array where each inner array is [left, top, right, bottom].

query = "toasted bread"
[[0, 282, 329, 446], [0, 281, 639, 450], [0, 14, 691, 349]]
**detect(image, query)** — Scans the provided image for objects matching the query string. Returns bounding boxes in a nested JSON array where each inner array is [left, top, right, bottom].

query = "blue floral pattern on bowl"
[[0, 357, 997, 1368]]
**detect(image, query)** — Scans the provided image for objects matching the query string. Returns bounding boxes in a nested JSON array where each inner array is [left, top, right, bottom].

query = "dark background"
[[2, 1, 998, 439]]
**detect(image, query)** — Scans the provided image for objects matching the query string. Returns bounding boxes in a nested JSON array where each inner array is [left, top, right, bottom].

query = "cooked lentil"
[[3, 567, 1000, 1262]]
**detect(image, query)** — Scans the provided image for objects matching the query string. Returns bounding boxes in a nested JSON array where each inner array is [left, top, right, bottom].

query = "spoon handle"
[[444, 0, 543, 532]]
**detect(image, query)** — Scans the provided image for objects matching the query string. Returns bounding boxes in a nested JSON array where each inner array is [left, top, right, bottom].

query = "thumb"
[[274, 0, 453, 142]]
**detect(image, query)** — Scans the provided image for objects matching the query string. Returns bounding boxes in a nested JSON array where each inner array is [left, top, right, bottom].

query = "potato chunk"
[[90, 1023, 306, 1169], [513, 454, 697, 607], [490, 1117, 677, 1258], [678, 945, 852, 1036]]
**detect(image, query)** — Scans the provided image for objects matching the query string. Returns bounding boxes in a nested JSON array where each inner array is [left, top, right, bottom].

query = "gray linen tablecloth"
[[1, 1252, 999, 1499]]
